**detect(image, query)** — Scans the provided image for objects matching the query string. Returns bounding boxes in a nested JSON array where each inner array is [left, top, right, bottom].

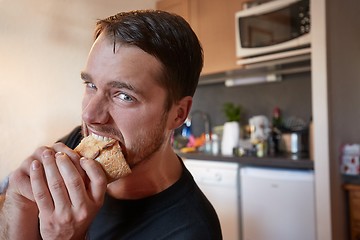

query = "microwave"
[[235, 0, 310, 64]]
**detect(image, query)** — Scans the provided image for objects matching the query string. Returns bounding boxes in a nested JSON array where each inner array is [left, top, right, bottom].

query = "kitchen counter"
[[342, 175, 360, 185], [178, 152, 314, 170]]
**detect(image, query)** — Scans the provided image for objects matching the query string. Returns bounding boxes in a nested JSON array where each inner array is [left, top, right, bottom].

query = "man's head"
[[81, 10, 203, 167], [94, 10, 203, 111]]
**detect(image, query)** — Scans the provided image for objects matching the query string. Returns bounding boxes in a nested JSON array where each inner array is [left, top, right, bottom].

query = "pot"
[[280, 130, 309, 154]]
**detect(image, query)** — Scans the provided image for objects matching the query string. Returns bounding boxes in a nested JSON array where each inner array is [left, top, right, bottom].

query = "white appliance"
[[184, 159, 240, 240], [240, 166, 316, 240], [235, 0, 310, 65]]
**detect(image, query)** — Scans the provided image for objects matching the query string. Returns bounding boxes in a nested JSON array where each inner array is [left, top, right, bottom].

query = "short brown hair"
[[95, 10, 203, 111]]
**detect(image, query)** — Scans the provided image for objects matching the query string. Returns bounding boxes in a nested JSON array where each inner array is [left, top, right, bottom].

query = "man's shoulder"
[[57, 126, 83, 149]]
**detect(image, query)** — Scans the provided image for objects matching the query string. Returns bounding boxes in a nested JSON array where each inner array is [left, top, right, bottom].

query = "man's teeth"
[[91, 132, 112, 141]]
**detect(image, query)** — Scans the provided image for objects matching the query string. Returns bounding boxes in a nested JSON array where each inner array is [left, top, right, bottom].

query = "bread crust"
[[75, 135, 131, 181]]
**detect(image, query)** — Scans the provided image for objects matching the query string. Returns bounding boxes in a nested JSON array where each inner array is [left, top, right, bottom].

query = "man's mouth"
[[90, 132, 128, 160], [91, 132, 113, 142]]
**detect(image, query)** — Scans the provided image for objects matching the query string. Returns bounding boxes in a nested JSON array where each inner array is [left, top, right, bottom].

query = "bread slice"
[[75, 134, 131, 181]]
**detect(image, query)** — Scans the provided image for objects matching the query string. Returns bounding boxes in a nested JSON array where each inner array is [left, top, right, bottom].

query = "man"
[[0, 10, 222, 239]]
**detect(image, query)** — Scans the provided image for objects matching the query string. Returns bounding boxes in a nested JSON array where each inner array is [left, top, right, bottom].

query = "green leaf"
[[223, 102, 242, 122]]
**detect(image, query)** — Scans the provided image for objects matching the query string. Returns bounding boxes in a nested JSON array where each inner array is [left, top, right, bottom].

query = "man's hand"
[[3, 142, 108, 240], [29, 142, 108, 240], [3, 146, 48, 240]]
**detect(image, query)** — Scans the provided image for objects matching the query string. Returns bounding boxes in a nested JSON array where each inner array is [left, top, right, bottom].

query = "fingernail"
[[55, 152, 65, 157], [32, 160, 41, 171], [42, 149, 54, 158], [80, 157, 86, 164]]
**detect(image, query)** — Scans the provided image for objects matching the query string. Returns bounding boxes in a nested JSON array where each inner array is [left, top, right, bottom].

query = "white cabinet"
[[183, 159, 317, 240], [183, 159, 240, 240], [240, 167, 316, 240]]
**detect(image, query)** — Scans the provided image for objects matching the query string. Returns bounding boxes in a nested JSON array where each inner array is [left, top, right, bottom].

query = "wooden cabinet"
[[345, 184, 360, 240], [156, 0, 244, 75], [156, 0, 191, 22]]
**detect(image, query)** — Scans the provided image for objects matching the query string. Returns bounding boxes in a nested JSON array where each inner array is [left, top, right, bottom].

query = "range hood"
[[199, 49, 311, 87]]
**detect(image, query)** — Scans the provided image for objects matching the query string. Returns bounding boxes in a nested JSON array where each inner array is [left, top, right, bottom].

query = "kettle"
[[249, 115, 270, 142], [280, 130, 309, 154]]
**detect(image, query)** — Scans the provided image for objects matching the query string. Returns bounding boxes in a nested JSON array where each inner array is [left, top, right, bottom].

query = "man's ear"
[[169, 96, 192, 129]]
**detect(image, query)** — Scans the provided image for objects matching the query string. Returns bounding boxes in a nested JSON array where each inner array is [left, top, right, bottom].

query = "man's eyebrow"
[[79, 72, 142, 95], [80, 71, 91, 81], [108, 81, 139, 94]]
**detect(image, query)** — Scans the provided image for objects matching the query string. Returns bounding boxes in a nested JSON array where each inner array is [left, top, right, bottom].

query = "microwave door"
[[236, 0, 310, 58], [240, 12, 294, 47]]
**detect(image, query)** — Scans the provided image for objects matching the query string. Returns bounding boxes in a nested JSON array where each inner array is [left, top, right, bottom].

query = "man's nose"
[[82, 94, 110, 124]]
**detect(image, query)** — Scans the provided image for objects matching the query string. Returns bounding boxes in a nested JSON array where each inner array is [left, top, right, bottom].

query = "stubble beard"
[[81, 110, 170, 168], [127, 111, 169, 167]]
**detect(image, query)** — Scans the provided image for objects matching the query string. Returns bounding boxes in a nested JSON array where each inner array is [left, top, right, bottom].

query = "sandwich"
[[74, 133, 131, 181]]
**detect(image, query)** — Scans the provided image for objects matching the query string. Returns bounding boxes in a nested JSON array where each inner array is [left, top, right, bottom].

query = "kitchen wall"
[[191, 72, 312, 134], [0, 0, 157, 179]]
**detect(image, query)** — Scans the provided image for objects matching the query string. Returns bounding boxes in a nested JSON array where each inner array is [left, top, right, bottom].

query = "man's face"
[[80, 33, 171, 167]]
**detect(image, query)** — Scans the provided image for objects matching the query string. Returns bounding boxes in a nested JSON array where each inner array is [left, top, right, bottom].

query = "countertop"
[[342, 175, 360, 185], [178, 152, 314, 170]]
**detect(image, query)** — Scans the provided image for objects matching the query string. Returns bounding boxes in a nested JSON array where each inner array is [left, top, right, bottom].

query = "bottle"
[[270, 107, 283, 154], [211, 134, 220, 155], [272, 107, 283, 130]]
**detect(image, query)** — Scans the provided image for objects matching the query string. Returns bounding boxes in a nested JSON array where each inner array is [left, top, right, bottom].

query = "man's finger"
[[55, 152, 87, 207], [41, 150, 70, 210], [79, 158, 107, 204], [53, 142, 86, 181], [30, 160, 54, 213]]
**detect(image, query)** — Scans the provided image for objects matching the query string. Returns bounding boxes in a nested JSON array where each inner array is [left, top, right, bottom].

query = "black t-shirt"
[[60, 126, 222, 240]]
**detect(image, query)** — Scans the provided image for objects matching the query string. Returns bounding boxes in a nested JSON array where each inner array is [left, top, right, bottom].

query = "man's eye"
[[84, 82, 97, 90], [118, 93, 134, 102]]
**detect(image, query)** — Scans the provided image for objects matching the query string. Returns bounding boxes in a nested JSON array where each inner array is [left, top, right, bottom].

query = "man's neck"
[[106, 149, 182, 200]]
